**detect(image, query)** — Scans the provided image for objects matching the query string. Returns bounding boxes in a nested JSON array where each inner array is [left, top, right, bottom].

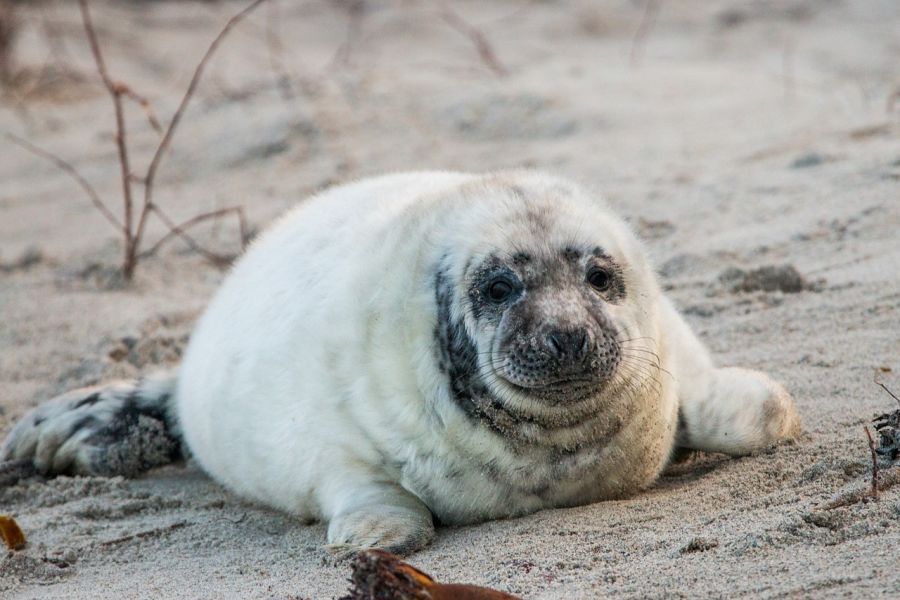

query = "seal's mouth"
[[488, 355, 612, 405]]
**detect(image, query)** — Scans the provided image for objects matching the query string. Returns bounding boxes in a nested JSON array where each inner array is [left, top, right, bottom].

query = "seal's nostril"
[[545, 329, 590, 361], [547, 332, 565, 357], [573, 330, 588, 356]]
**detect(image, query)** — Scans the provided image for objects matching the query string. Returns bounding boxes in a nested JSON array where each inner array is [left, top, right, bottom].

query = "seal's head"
[[432, 173, 662, 442], [468, 244, 624, 404]]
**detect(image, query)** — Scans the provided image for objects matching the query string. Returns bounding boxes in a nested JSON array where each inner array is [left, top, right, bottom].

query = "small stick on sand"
[[97, 521, 188, 548], [874, 380, 900, 406], [864, 425, 879, 499]]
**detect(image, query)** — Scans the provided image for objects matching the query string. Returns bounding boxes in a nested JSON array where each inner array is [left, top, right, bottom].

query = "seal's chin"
[[490, 365, 608, 405]]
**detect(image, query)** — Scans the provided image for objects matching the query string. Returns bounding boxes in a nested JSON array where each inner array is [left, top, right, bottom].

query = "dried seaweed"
[[341, 549, 521, 600]]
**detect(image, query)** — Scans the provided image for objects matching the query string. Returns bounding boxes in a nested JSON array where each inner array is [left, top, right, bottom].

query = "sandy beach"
[[1, 1, 899, 597]]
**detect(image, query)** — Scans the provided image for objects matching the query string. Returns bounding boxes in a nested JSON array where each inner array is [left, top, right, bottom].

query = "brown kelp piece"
[[0, 515, 26, 550], [341, 549, 522, 600]]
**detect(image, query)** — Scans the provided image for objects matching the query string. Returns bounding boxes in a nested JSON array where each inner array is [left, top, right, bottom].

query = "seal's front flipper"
[[324, 479, 435, 557], [659, 296, 801, 456], [677, 367, 801, 456], [1, 374, 183, 478]]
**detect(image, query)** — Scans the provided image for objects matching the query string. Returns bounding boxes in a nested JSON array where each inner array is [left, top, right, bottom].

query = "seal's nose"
[[544, 328, 589, 362]]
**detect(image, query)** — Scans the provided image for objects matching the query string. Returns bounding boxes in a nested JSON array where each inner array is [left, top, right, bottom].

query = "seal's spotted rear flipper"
[[1, 374, 183, 479]]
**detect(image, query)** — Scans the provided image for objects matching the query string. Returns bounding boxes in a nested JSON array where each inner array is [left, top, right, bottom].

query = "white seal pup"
[[1, 171, 800, 554]]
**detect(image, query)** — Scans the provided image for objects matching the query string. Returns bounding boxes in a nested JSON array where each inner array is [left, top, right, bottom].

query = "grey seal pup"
[[2, 171, 800, 554]]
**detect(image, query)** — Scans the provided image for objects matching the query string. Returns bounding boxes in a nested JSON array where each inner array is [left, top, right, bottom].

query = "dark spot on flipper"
[[75, 386, 181, 477], [85, 411, 181, 478], [74, 392, 101, 409], [70, 415, 99, 433]]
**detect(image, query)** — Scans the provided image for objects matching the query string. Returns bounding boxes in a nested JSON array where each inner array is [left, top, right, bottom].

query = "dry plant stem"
[[875, 380, 900, 406], [140, 206, 249, 261], [439, 5, 507, 77], [142, 205, 237, 266], [630, 0, 662, 67], [78, 0, 137, 277], [97, 521, 188, 548], [120, 86, 163, 134], [135, 0, 270, 252], [820, 468, 900, 510], [73, 0, 264, 279], [5, 132, 124, 232], [864, 426, 879, 499]]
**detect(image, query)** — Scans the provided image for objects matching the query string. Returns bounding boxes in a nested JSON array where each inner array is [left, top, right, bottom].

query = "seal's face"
[[467, 246, 624, 405], [431, 178, 662, 444]]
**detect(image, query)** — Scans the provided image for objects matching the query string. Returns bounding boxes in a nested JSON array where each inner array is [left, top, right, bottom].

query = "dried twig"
[[120, 85, 163, 134], [140, 206, 249, 261], [97, 521, 188, 548], [5, 132, 124, 232], [864, 425, 879, 499], [439, 5, 507, 77], [136, 0, 270, 257], [79, 0, 136, 276], [874, 373, 900, 406], [11, 0, 266, 281], [819, 468, 900, 510], [630, 0, 662, 67]]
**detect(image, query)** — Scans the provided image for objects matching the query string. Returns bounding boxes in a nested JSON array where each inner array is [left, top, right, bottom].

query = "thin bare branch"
[[120, 85, 163, 134], [630, 0, 662, 67], [864, 426, 879, 499], [136, 0, 270, 250], [5, 132, 124, 232], [145, 205, 242, 266], [139, 206, 248, 260], [874, 373, 900, 406], [78, 0, 136, 275], [439, 5, 507, 77]]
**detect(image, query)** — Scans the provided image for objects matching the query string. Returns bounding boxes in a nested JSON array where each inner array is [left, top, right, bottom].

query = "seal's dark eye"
[[487, 279, 514, 303], [587, 268, 611, 292]]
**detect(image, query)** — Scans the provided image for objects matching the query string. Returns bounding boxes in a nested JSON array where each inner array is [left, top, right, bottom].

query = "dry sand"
[[1, 0, 899, 598]]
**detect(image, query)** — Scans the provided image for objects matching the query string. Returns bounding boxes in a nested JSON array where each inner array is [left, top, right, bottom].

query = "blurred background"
[[1, 0, 897, 262]]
